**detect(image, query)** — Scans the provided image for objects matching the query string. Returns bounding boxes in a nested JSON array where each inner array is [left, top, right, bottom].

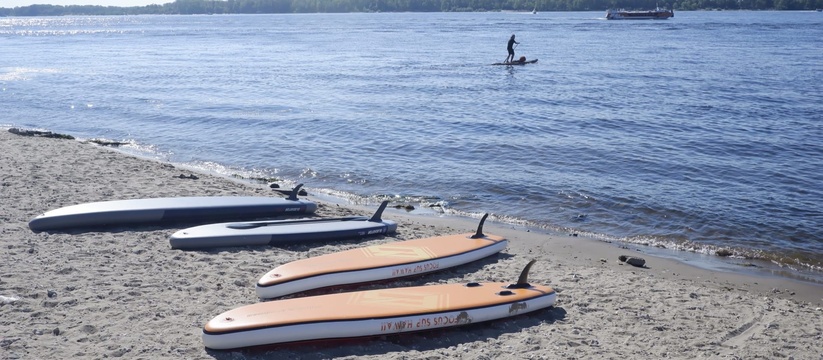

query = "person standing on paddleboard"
[[506, 34, 519, 63]]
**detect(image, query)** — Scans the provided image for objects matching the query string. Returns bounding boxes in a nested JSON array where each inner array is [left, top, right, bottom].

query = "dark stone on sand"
[[177, 174, 199, 180], [47, 290, 57, 298], [618, 255, 646, 267], [269, 183, 280, 188], [88, 139, 128, 146], [626, 257, 646, 267], [8, 128, 75, 140], [716, 249, 733, 257]]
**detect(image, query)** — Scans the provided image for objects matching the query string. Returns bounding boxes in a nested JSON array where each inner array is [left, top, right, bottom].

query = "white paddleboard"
[[256, 213, 507, 299], [203, 260, 556, 350]]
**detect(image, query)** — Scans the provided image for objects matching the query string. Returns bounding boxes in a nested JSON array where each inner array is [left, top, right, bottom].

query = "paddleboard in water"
[[29, 184, 316, 232], [492, 59, 538, 65], [169, 200, 397, 250], [203, 260, 556, 350], [256, 213, 506, 299]]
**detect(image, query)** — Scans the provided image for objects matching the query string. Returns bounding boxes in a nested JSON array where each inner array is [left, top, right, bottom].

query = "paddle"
[[226, 216, 369, 229], [226, 200, 390, 229]]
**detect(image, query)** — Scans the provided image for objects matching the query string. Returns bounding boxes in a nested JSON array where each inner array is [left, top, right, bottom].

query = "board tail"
[[286, 184, 305, 201], [369, 200, 390, 222], [506, 259, 536, 289], [470, 213, 490, 239]]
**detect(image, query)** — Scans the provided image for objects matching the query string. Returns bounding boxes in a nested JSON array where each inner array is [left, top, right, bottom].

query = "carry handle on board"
[[226, 200, 390, 230]]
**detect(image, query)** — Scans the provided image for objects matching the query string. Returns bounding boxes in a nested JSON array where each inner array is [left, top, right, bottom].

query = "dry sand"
[[1, 129, 821, 360]]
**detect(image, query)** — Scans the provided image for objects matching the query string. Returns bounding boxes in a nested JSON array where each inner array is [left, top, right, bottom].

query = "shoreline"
[[381, 210, 823, 304], [2, 129, 822, 359], [15, 127, 823, 286]]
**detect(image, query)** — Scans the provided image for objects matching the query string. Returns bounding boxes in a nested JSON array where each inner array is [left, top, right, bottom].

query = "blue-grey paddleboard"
[[29, 185, 316, 232], [169, 201, 396, 250]]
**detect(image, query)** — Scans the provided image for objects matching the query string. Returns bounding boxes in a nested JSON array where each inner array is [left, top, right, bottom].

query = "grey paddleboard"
[[169, 200, 396, 250], [29, 184, 316, 232]]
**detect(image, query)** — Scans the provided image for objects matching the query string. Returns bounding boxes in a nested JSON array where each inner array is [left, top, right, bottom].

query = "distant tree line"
[[1, 0, 821, 16]]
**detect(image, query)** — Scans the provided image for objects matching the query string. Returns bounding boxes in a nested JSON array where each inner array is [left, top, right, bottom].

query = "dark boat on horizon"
[[606, 7, 674, 20]]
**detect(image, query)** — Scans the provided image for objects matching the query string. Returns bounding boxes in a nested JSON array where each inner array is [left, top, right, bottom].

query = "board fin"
[[470, 213, 489, 239], [506, 259, 536, 289], [369, 200, 389, 222], [287, 184, 304, 201]]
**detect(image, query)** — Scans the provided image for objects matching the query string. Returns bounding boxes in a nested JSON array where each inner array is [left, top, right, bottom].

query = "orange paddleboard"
[[256, 214, 507, 299], [204, 261, 556, 350]]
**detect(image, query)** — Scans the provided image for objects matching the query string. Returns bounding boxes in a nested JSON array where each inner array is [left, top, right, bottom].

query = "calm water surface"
[[2, 11, 822, 283]]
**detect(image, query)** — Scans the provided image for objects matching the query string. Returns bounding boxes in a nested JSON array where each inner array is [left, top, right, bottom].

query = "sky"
[[3, 0, 171, 7]]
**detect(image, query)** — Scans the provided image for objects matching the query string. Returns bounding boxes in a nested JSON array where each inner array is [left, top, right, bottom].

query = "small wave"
[[0, 67, 59, 81], [613, 234, 823, 284], [5, 29, 130, 36]]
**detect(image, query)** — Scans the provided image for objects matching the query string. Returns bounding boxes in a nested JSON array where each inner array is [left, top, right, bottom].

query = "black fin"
[[470, 213, 489, 239], [287, 183, 304, 201], [369, 200, 389, 222], [507, 260, 536, 289]]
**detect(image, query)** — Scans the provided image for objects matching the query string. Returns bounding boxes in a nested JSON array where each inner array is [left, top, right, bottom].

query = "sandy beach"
[[1, 128, 821, 360]]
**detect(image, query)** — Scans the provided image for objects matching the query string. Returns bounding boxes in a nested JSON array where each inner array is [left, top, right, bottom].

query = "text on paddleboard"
[[391, 262, 440, 277], [379, 312, 471, 332]]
